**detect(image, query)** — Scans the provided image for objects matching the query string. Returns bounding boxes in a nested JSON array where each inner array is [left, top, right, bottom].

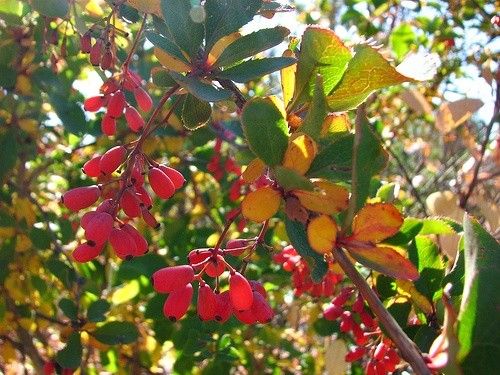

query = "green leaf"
[[116, 253, 167, 281], [151, 68, 177, 87], [284, 218, 328, 282], [0, 239, 15, 283], [31, 0, 69, 18], [241, 97, 289, 166], [58, 298, 78, 320], [204, 0, 263, 51], [214, 26, 290, 67], [160, 0, 204, 59], [419, 217, 461, 235], [87, 299, 110, 323], [0, 129, 18, 181], [215, 57, 296, 83], [389, 23, 416, 60], [290, 26, 351, 109], [0, 0, 22, 16], [169, 72, 231, 102], [327, 45, 415, 111], [50, 93, 87, 136], [457, 215, 500, 373], [300, 75, 327, 141], [313, 317, 340, 336], [274, 166, 315, 191], [0, 211, 16, 227], [118, 4, 140, 23], [307, 133, 354, 180], [29, 227, 51, 249], [93, 321, 139, 345], [384, 218, 423, 246], [145, 31, 190, 65], [46, 257, 76, 288], [182, 94, 212, 130], [0, 65, 16, 89], [56, 332, 82, 369]]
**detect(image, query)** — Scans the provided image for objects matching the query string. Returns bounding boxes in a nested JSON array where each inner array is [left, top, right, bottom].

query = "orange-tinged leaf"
[[242, 158, 265, 183], [321, 113, 350, 137], [127, 0, 162, 16], [154, 47, 191, 73], [350, 203, 403, 243], [396, 280, 433, 314], [293, 179, 349, 215], [347, 245, 419, 280], [282, 133, 318, 175], [241, 186, 281, 222], [207, 32, 241, 66], [280, 49, 296, 107], [307, 214, 337, 254]]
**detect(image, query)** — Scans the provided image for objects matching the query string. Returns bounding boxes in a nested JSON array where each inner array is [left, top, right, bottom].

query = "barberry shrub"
[[0, 0, 498, 374]]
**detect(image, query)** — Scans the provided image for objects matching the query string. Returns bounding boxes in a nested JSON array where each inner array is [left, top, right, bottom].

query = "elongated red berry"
[[81, 211, 98, 229], [101, 115, 116, 136], [84, 212, 113, 245], [107, 91, 126, 118], [120, 189, 141, 218], [131, 160, 145, 187], [205, 254, 225, 277], [249, 280, 266, 297], [96, 198, 113, 213], [90, 39, 103, 66], [122, 223, 148, 255], [151, 265, 194, 293], [340, 311, 354, 332], [252, 291, 274, 323], [80, 32, 92, 54], [323, 304, 343, 321], [84, 96, 104, 112], [148, 167, 175, 199], [62, 185, 100, 211], [234, 307, 257, 324], [135, 186, 152, 208], [124, 106, 144, 132], [197, 283, 217, 321], [229, 272, 253, 311], [133, 86, 152, 112], [141, 206, 159, 228], [188, 248, 212, 269], [163, 283, 193, 321], [100, 49, 113, 70], [72, 242, 104, 262], [101, 78, 118, 95], [345, 346, 366, 362], [158, 165, 185, 189], [214, 291, 232, 323], [332, 287, 353, 307], [109, 228, 137, 260], [82, 155, 102, 177], [100, 146, 126, 175]]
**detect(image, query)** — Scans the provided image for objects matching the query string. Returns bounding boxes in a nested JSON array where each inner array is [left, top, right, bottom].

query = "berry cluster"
[[274, 245, 342, 297], [80, 28, 117, 71], [62, 144, 185, 262], [83, 70, 152, 136], [323, 289, 402, 374], [151, 237, 274, 324]]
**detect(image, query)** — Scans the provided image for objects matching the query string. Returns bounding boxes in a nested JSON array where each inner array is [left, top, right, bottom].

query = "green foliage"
[[56, 332, 82, 369], [93, 321, 139, 345]]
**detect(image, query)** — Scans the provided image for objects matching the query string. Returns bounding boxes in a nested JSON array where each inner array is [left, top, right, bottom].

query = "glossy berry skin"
[[252, 291, 274, 323], [133, 86, 153, 112], [214, 291, 232, 323], [80, 32, 91, 54], [124, 106, 144, 132], [141, 206, 159, 228], [109, 227, 137, 260], [107, 91, 126, 118], [163, 283, 193, 322], [99, 146, 126, 175], [148, 167, 175, 199], [205, 254, 225, 277], [72, 242, 103, 262], [101, 115, 116, 136], [82, 155, 102, 177], [120, 189, 141, 218], [323, 304, 343, 321], [229, 272, 253, 311], [84, 212, 113, 245], [157, 165, 185, 189], [151, 265, 195, 293], [188, 248, 212, 269], [197, 283, 217, 321], [83, 96, 104, 112], [62, 185, 100, 211], [121, 223, 148, 255]]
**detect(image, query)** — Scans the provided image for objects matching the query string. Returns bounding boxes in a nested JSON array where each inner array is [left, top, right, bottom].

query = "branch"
[[217, 79, 247, 110], [332, 247, 432, 375]]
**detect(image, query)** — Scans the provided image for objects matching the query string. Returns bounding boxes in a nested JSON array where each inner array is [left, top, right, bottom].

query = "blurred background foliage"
[[0, 0, 498, 374]]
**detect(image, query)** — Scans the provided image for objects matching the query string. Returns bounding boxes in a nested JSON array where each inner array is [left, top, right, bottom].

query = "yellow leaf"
[[111, 280, 140, 305], [349, 203, 403, 243], [396, 280, 433, 314], [281, 49, 296, 108], [207, 32, 240, 66], [126, 0, 162, 16], [18, 118, 39, 136], [293, 179, 349, 215], [0, 227, 15, 238], [154, 47, 191, 73], [307, 214, 337, 254], [15, 233, 32, 252], [320, 113, 350, 137], [282, 133, 318, 175], [242, 158, 265, 183], [163, 136, 185, 153], [15, 75, 31, 96], [241, 186, 281, 222], [13, 196, 37, 226], [85, 0, 104, 16]]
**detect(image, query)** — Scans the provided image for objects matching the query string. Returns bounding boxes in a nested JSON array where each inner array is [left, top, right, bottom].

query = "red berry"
[[90, 39, 103, 66], [100, 146, 126, 175], [131, 160, 145, 187], [101, 114, 116, 136], [133, 86, 153, 112], [366, 361, 377, 375], [124, 106, 144, 132], [121, 223, 148, 255], [84, 212, 113, 245], [62, 185, 101, 211], [135, 186, 152, 208], [120, 189, 141, 218], [96, 198, 114, 214], [107, 91, 126, 118], [197, 283, 217, 321], [80, 32, 92, 54], [234, 306, 257, 324], [360, 309, 376, 329], [81, 210, 98, 229], [188, 248, 212, 269], [340, 311, 354, 332], [345, 346, 366, 362], [109, 227, 137, 260], [151, 265, 195, 293], [84, 96, 104, 112], [72, 242, 103, 262], [148, 167, 175, 199], [229, 272, 253, 311], [100, 49, 113, 70], [205, 254, 225, 277], [323, 304, 343, 321], [332, 287, 353, 307], [82, 155, 102, 177], [101, 78, 119, 95], [352, 294, 364, 313], [141, 206, 159, 228], [163, 283, 193, 321], [157, 165, 185, 189], [214, 291, 232, 323], [249, 280, 267, 297], [374, 342, 388, 361], [252, 291, 274, 323]]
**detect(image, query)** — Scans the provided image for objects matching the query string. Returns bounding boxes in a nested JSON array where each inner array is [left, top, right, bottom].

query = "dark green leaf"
[[50, 94, 87, 136], [284, 218, 328, 282], [0, 239, 15, 283], [46, 257, 76, 288], [58, 298, 78, 320], [204, 0, 262, 51], [214, 26, 290, 67], [215, 57, 296, 83], [0, 65, 16, 89], [145, 31, 190, 65], [118, 4, 140, 22], [300, 75, 327, 140], [274, 166, 315, 191], [308, 133, 354, 180], [241, 97, 289, 166], [182, 94, 212, 130], [151, 68, 177, 87], [32, 0, 68, 18], [313, 317, 340, 336], [93, 321, 139, 345], [29, 227, 51, 249], [56, 332, 82, 369], [169, 72, 231, 102], [87, 299, 111, 323], [116, 253, 167, 281], [160, 0, 204, 59], [0, 129, 18, 180]]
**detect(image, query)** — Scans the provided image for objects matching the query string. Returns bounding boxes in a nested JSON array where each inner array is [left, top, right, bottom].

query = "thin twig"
[[217, 79, 247, 109]]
